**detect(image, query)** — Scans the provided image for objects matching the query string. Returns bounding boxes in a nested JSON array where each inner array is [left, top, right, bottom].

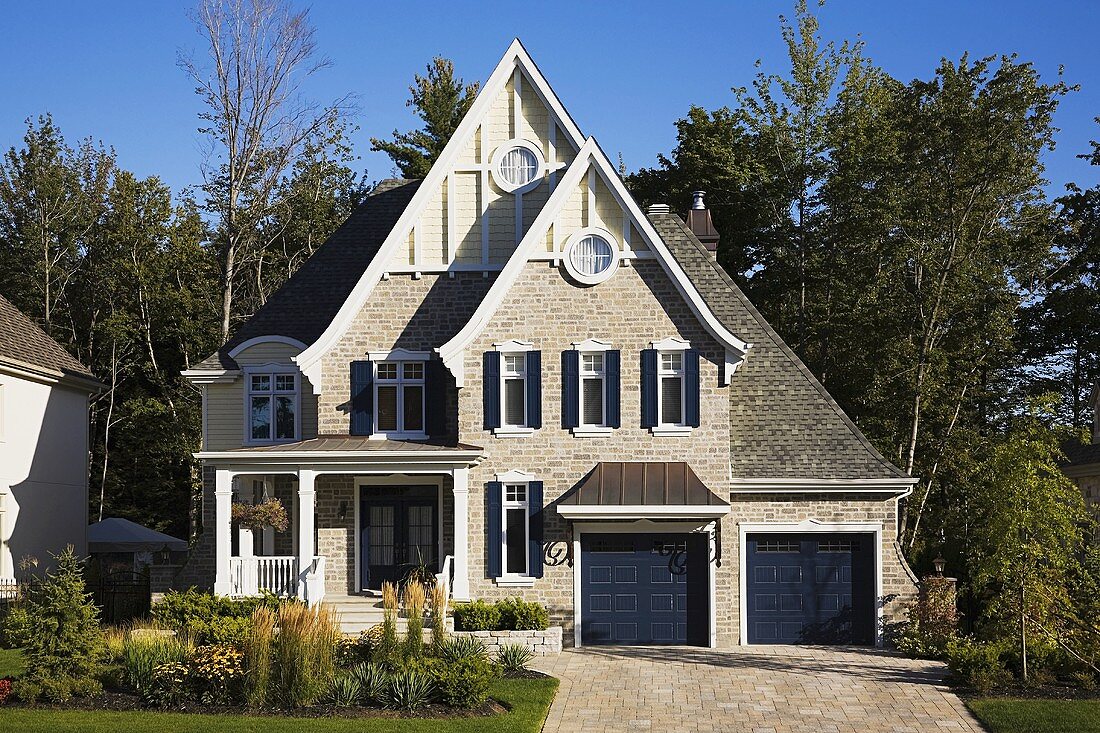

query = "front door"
[[360, 487, 438, 590]]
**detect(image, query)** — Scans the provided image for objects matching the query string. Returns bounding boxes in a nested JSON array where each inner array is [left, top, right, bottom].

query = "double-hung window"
[[502, 354, 527, 428], [485, 342, 541, 436], [374, 361, 425, 437], [488, 473, 543, 586], [580, 353, 605, 426], [658, 351, 685, 426], [247, 370, 298, 442], [502, 483, 529, 577], [564, 340, 619, 435]]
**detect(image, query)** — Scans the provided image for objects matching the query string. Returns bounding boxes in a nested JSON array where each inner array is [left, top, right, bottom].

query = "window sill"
[[650, 425, 693, 437], [494, 576, 536, 588], [243, 437, 300, 447], [571, 426, 614, 438], [492, 426, 535, 439]]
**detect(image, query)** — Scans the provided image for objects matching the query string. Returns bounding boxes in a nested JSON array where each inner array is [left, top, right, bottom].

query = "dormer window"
[[490, 139, 545, 194], [246, 369, 299, 443]]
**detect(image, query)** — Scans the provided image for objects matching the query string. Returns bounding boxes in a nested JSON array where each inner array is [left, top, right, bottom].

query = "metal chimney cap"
[[647, 203, 671, 215], [692, 191, 706, 210]]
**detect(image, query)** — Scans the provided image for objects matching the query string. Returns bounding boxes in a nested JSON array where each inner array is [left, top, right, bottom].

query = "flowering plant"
[[231, 498, 289, 532], [190, 643, 245, 704], [0, 677, 13, 705]]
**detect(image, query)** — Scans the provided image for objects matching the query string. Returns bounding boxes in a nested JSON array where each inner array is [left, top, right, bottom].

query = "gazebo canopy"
[[87, 518, 187, 553]]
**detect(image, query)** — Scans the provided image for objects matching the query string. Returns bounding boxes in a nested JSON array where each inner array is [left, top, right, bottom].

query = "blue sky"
[[1, 1, 1097, 199]]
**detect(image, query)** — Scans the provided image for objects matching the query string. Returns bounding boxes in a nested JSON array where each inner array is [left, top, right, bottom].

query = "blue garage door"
[[581, 533, 708, 645], [745, 533, 875, 645]]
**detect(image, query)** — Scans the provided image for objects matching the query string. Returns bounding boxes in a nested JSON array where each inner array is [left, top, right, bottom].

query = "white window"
[[247, 370, 298, 442], [658, 351, 685, 426], [502, 353, 527, 427], [374, 361, 425, 437], [562, 229, 620, 285], [580, 352, 605, 426], [491, 139, 545, 194], [502, 483, 529, 578]]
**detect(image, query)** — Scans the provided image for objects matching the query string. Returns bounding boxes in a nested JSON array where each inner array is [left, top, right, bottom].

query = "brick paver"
[[536, 645, 981, 733]]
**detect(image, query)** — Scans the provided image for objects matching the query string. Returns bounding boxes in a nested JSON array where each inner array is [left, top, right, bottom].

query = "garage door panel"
[[615, 594, 638, 612], [590, 566, 611, 583], [614, 566, 637, 583], [754, 566, 777, 583]]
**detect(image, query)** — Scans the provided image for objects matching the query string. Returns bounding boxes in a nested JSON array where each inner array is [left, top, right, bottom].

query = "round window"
[[563, 229, 619, 285], [490, 140, 545, 194]]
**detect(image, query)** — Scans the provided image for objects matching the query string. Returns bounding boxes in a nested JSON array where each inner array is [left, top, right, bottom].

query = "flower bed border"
[[452, 627, 562, 656]]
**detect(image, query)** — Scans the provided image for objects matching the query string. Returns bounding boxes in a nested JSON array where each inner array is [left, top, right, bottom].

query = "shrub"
[[324, 673, 363, 707], [190, 643, 245, 704], [272, 603, 338, 707], [386, 669, 434, 711], [498, 598, 550, 631], [497, 643, 534, 673], [13, 674, 102, 704], [0, 604, 33, 648], [453, 600, 501, 631], [243, 606, 276, 707], [350, 662, 390, 705], [945, 638, 1012, 692], [151, 589, 277, 645], [403, 581, 427, 659], [436, 635, 489, 663], [435, 656, 500, 708], [0, 677, 13, 705], [122, 632, 192, 694], [144, 662, 190, 707]]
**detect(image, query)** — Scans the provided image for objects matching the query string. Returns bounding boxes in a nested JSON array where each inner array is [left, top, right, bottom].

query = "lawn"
[[0, 646, 25, 677], [967, 698, 1100, 733]]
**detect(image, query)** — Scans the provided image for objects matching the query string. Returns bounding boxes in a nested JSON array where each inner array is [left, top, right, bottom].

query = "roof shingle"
[[0, 293, 98, 384]]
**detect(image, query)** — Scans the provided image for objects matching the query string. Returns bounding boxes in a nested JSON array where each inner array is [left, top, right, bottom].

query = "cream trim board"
[[737, 520, 884, 647], [557, 505, 729, 519], [182, 369, 241, 385], [570, 338, 612, 351], [366, 349, 432, 362], [729, 477, 917, 496], [651, 336, 691, 351], [493, 339, 535, 352], [495, 469, 536, 483], [571, 519, 718, 649], [227, 336, 308, 359], [294, 39, 585, 393]]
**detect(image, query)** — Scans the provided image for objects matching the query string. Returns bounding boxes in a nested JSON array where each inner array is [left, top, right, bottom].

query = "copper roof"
[[230, 435, 483, 453], [560, 462, 728, 507]]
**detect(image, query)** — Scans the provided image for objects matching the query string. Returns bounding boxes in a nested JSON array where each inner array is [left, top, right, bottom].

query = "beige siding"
[[231, 341, 301, 366], [204, 381, 244, 450], [454, 172, 482, 264]]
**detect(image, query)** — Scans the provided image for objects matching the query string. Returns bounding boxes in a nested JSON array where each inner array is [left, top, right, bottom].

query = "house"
[[1063, 384, 1100, 520], [0, 293, 102, 583], [178, 40, 918, 647], [87, 517, 188, 574]]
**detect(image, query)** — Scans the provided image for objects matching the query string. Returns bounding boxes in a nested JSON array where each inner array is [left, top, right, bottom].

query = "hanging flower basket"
[[231, 498, 289, 532]]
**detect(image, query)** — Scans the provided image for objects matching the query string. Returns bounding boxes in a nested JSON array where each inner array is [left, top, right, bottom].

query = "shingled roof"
[[650, 211, 907, 481], [194, 179, 421, 370], [0, 293, 99, 387]]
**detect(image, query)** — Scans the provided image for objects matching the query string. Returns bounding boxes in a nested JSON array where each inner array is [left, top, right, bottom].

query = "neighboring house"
[[0, 294, 102, 582], [1063, 384, 1100, 519], [87, 517, 188, 573], [179, 40, 918, 647]]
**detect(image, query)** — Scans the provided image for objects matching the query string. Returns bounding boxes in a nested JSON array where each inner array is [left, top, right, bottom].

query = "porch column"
[[213, 468, 234, 596], [296, 468, 317, 603], [238, 480, 255, 560], [451, 467, 471, 601]]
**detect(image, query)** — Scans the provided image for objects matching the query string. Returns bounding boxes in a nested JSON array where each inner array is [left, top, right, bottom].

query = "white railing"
[[308, 555, 326, 605], [435, 555, 454, 617], [229, 555, 326, 604]]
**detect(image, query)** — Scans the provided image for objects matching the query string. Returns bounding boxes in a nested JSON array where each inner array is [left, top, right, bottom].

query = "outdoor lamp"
[[933, 554, 946, 576]]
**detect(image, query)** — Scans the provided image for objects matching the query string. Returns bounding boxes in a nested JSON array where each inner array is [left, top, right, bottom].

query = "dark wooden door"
[[360, 492, 437, 590]]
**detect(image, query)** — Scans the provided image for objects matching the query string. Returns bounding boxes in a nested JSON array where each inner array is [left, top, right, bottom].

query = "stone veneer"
[[453, 627, 563, 656]]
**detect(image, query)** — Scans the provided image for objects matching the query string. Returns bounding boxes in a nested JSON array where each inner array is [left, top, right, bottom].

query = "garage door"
[[580, 533, 709, 645], [745, 533, 875, 645]]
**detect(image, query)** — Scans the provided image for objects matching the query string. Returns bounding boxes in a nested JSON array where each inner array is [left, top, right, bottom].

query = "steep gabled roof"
[[193, 179, 420, 371], [0, 293, 100, 389], [652, 213, 909, 481]]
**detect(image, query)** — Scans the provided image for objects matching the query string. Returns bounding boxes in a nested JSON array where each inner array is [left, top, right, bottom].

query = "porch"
[[195, 437, 484, 607]]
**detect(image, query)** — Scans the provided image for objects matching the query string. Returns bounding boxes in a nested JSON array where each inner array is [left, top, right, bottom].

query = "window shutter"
[[528, 481, 544, 578], [425, 359, 448, 438], [350, 360, 373, 435], [526, 350, 542, 429], [685, 348, 701, 427], [605, 349, 621, 429], [640, 349, 658, 428], [483, 352, 501, 430], [487, 481, 503, 578], [561, 350, 579, 429]]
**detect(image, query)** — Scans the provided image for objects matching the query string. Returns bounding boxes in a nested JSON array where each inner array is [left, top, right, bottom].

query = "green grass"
[[0, 647, 25, 677], [0, 677, 559, 733], [967, 698, 1100, 733]]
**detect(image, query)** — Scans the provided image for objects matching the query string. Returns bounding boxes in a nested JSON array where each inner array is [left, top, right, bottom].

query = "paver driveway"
[[536, 645, 982, 733]]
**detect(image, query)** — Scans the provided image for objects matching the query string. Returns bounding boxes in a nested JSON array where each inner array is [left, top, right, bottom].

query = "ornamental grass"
[[403, 581, 426, 658], [272, 603, 338, 707], [429, 582, 448, 646], [381, 582, 399, 659], [243, 605, 276, 707]]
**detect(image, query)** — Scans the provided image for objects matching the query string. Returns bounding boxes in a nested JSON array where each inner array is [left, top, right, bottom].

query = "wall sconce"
[[338, 501, 348, 520]]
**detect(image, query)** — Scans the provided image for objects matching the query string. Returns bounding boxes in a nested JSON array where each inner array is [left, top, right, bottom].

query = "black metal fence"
[[87, 570, 151, 624]]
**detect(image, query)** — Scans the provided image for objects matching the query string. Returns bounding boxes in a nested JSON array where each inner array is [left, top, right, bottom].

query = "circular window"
[[562, 229, 619, 285], [490, 139, 545, 194]]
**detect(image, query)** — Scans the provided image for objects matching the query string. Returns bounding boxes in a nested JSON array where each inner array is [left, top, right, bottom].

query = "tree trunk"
[[1020, 580, 1028, 683]]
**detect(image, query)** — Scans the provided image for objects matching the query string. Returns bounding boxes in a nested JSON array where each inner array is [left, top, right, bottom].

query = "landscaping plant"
[[122, 631, 193, 695], [429, 582, 448, 647], [498, 597, 550, 631], [497, 643, 534, 673], [243, 605, 276, 707], [453, 599, 501, 631], [151, 589, 279, 645], [350, 662, 390, 705], [403, 581, 426, 659], [272, 603, 338, 707], [435, 656, 501, 708], [386, 669, 434, 711], [436, 635, 489, 663], [190, 643, 245, 704], [323, 673, 363, 707], [380, 581, 399, 661]]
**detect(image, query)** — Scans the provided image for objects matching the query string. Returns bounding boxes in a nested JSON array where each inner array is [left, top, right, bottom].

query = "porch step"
[[322, 594, 452, 637]]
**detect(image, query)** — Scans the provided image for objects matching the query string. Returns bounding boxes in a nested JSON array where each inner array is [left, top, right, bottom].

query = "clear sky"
[[1, 1, 1097, 199]]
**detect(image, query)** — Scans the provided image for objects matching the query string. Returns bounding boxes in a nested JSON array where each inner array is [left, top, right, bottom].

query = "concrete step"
[[322, 594, 451, 636]]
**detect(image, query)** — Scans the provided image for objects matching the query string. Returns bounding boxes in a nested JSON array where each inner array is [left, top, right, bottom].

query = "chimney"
[[685, 190, 719, 255], [646, 203, 670, 215]]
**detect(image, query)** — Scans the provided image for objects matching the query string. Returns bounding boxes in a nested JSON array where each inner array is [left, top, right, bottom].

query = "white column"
[[296, 468, 317, 603], [260, 478, 275, 555], [451, 467, 471, 601], [238, 479, 255, 560], [213, 468, 234, 596]]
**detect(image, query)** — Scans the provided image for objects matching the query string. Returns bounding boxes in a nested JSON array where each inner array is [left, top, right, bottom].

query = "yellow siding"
[[204, 382, 243, 450], [232, 342, 301, 366], [420, 178, 447, 264], [593, 176, 625, 245], [554, 178, 587, 250], [517, 70, 548, 145], [454, 172, 482, 263]]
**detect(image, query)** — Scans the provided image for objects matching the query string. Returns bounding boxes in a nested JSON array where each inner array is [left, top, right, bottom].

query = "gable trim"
[[437, 138, 752, 387], [227, 336, 308, 359], [293, 39, 587, 395]]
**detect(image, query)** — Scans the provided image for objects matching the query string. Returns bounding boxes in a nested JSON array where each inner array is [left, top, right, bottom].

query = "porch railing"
[[229, 555, 325, 603], [435, 555, 454, 618]]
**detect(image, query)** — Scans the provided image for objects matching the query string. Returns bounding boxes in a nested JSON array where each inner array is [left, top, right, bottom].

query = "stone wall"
[[453, 627, 562, 656]]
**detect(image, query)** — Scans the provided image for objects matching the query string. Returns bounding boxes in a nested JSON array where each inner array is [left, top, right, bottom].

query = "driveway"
[[536, 645, 982, 733]]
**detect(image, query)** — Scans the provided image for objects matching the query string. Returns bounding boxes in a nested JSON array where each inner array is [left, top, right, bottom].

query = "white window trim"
[[570, 341, 612, 437], [371, 359, 427, 440], [497, 475, 534, 586], [493, 340, 535, 438], [561, 227, 620, 286], [652, 339, 691, 436], [489, 138, 547, 194], [242, 364, 301, 445]]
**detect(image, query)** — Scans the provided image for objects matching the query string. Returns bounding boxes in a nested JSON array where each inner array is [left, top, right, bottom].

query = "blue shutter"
[[350, 360, 373, 435], [685, 348, 701, 427], [487, 481, 502, 578], [605, 349, 621, 429], [526, 350, 542, 429], [483, 351, 500, 430], [528, 481, 544, 578], [561, 350, 579, 429], [425, 359, 448, 438], [640, 349, 658, 428]]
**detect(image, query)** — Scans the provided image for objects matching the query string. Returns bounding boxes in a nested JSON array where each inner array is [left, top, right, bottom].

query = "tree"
[[180, 0, 352, 339], [371, 56, 479, 178]]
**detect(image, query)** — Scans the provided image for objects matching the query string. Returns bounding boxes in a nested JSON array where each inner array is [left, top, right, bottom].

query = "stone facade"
[[453, 626, 563, 656]]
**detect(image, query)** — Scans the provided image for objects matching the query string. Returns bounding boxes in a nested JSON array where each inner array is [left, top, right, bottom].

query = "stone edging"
[[452, 626, 562, 655]]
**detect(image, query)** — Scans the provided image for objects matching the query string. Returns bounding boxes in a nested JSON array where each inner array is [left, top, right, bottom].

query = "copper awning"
[[556, 462, 729, 519]]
